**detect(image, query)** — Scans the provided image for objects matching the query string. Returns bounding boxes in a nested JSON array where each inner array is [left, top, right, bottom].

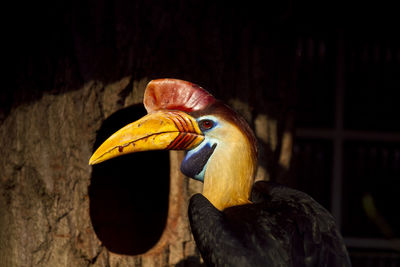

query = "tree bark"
[[0, 77, 205, 266]]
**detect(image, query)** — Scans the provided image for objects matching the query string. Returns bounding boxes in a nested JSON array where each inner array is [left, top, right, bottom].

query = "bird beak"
[[89, 110, 204, 165]]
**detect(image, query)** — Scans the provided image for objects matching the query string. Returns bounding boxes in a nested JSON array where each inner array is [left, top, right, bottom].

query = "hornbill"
[[89, 79, 351, 267]]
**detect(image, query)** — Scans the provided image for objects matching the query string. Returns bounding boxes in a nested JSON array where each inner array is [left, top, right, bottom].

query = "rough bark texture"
[[0, 78, 205, 266], [1, 1, 298, 266]]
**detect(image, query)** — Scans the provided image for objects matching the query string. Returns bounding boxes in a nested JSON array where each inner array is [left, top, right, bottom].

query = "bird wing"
[[251, 181, 352, 267], [189, 193, 285, 266], [188, 181, 351, 267]]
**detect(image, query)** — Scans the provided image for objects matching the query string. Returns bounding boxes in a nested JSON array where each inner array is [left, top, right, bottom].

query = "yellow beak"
[[89, 110, 204, 165]]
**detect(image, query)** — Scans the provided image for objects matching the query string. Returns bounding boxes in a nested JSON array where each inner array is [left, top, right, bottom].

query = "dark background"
[[4, 0, 398, 118], [2, 0, 400, 265]]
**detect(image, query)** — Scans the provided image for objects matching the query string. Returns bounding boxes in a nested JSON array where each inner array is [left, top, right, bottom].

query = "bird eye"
[[200, 119, 214, 130]]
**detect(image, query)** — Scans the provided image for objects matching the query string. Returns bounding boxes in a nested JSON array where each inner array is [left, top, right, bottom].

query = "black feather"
[[189, 181, 351, 267]]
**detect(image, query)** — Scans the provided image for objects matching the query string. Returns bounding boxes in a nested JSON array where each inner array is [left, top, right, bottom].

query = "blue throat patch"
[[180, 142, 217, 182]]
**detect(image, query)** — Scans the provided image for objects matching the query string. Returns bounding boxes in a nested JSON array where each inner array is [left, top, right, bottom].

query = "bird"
[[89, 78, 351, 267]]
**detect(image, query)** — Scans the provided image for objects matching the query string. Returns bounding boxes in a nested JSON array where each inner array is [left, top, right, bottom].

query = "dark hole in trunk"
[[89, 104, 170, 255]]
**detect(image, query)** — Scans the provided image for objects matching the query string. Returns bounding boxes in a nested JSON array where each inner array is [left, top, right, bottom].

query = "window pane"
[[289, 138, 333, 210], [344, 42, 400, 132], [342, 141, 400, 238]]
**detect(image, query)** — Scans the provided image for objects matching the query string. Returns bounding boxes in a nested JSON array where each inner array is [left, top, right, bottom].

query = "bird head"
[[89, 79, 258, 210]]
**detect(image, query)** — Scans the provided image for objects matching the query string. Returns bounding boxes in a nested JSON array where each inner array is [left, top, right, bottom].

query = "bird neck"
[[202, 133, 257, 211]]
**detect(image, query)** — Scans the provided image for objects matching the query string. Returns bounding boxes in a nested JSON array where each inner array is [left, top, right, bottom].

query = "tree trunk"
[[0, 77, 205, 266], [1, 1, 295, 266]]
